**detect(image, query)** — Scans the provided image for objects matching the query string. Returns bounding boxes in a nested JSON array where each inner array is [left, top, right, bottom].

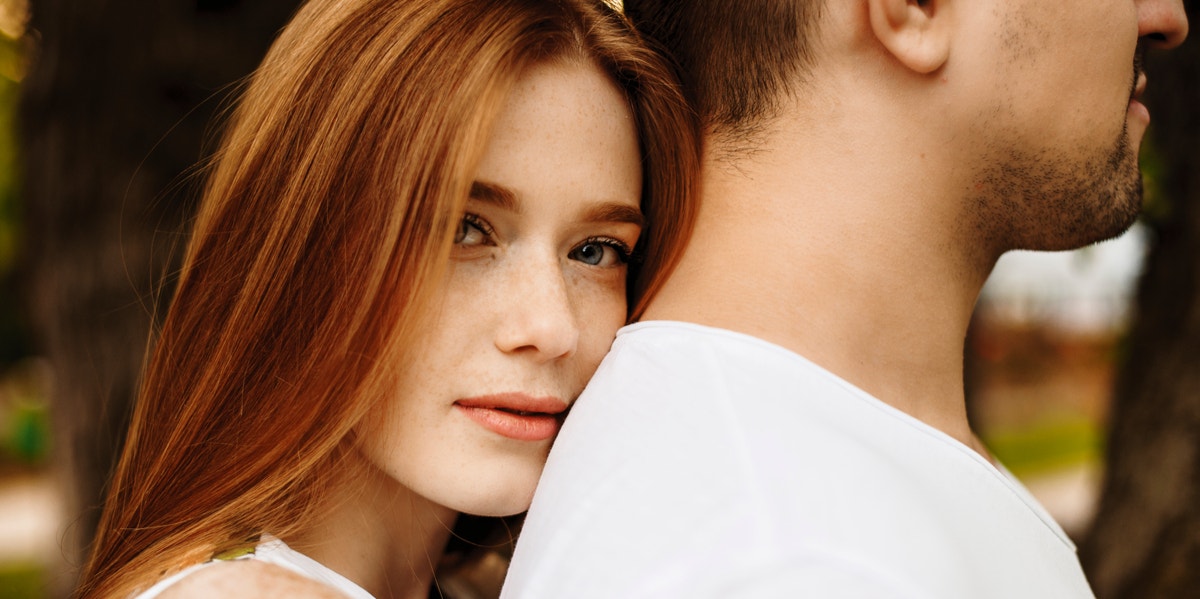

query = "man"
[[503, 1, 1188, 597]]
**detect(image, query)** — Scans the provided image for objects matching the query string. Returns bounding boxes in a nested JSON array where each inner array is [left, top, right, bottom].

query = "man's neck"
[[644, 110, 998, 453]]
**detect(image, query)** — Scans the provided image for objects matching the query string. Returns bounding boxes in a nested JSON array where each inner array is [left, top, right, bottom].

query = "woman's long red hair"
[[78, 0, 697, 597]]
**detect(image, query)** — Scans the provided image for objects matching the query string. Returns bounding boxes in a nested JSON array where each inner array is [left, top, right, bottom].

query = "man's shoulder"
[[557, 321, 1077, 556], [585, 322, 892, 448], [551, 321, 933, 526], [594, 321, 835, 398], [520, 325, 1093, 599]]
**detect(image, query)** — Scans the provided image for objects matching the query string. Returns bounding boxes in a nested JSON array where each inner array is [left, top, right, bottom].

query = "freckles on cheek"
[[590, 302, 628, 351], [568, 269, 629, 348]]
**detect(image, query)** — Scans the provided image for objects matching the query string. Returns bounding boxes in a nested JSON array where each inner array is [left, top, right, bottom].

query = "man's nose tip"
[[1140, 0, 1189, 50]]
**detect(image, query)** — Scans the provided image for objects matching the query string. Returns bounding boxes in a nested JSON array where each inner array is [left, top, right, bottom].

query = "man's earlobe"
[[867, 0, 950, 74]]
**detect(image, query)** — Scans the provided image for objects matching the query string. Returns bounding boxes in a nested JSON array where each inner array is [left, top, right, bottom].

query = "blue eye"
[[454, 214, 492, 246], [569, 238, 631, 267]]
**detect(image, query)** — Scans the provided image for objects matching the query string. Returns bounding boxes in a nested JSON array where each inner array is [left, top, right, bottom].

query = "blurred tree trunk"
[[18, 0, 301, 593], [1081, 7, 1200, 598]]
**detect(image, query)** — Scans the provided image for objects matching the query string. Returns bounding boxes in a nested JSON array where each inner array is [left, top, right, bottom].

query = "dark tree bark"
[[18, 1, 301, 592], [1081, 7, 1200, 598]]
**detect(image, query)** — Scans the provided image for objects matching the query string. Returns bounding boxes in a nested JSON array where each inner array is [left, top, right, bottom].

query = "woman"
[[77, 0, 698, 597]]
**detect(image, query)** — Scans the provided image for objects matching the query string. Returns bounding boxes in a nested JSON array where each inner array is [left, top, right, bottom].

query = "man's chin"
[[1040, 176, 1142, 251]]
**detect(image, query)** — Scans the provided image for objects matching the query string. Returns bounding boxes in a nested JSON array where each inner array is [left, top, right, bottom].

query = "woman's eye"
[[454, 214, 491, 246], [569, 238, 631, 268]]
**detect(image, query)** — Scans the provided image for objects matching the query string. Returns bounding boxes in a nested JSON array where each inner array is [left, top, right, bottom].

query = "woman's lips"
[[454, 393, 567, 441]]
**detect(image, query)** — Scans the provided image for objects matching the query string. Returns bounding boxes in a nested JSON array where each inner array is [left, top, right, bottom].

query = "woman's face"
[[358, 59, 643, 517]]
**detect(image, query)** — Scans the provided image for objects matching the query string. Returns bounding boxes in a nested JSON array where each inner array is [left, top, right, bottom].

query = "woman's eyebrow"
[[470, 179, 644, 228], [470, 181, 519, 211], [582, 203, 645, 229]]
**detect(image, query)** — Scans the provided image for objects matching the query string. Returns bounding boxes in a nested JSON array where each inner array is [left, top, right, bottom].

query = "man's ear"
[[866, 0, 950, 74]]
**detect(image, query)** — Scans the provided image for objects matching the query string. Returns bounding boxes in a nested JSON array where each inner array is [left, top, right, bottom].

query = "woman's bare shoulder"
[[156, 559, 350, 599]]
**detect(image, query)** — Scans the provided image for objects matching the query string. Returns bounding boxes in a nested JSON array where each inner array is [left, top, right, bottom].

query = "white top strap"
[[130, 535, 373, 599]]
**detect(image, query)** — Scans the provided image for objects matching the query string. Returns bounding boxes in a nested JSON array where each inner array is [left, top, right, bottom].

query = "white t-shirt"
[[503, 321, 1095, 598]]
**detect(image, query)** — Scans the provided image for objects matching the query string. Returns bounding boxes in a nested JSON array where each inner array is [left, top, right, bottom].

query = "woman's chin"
[[443, 481, 538, 518]]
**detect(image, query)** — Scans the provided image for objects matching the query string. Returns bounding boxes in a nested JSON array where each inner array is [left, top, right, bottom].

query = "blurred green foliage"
[[983, 416, 1103, 477], [1138, 137, 1169, 227], [0, 0, 46, 469], [0, 561, 44, 599], [2, 395, 48, 465]]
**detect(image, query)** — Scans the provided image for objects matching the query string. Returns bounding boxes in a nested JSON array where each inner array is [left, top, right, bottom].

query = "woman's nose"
[[493, 257, 580, 362]]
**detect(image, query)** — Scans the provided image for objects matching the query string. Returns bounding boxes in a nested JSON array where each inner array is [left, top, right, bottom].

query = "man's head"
[[951, 0, 1187, 251], [622, 0, 825, 141], [625, 0, 1188, 253]]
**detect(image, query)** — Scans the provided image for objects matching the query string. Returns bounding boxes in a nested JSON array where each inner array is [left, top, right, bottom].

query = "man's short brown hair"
[[624, 0, 824, 138]]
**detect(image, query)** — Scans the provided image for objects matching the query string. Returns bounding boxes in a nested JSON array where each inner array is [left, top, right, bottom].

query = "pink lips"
[[454, 393, 567, 441]]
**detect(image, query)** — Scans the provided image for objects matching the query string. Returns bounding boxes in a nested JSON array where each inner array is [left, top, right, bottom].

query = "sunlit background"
[[972, 226, 1148, 535]]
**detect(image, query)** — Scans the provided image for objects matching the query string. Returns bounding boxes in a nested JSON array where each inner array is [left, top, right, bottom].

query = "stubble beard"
[[974, 44, 1147, 255], [974, 121, 1143, 254]]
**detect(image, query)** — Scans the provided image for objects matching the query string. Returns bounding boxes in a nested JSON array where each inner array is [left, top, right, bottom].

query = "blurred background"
[[0, 1, 1197, 598]]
